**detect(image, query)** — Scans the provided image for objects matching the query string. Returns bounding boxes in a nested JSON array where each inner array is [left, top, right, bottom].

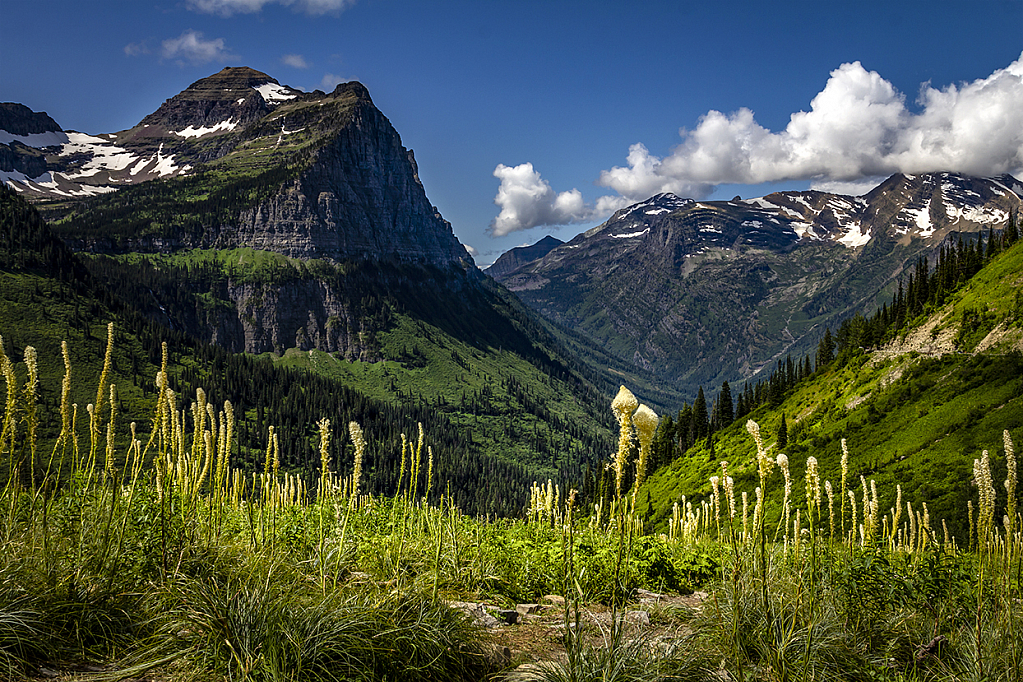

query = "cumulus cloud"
[[490, 163, 628, 237], [282, 54, 309, 69], [598, 54, 1023, 202], [161, 30, 237, 65], [187, 0, 355, 16]]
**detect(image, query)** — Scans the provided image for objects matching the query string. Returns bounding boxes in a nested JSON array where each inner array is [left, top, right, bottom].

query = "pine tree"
[[777, 414, 788, 449], [718, 381, 733, 426], [692, 387, 708, 440], [816, 328, 835, 369], [1005, 209, 1019, 247]]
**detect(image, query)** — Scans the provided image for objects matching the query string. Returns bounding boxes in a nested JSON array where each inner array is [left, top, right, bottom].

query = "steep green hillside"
[[77, 248, 615, 471], [639, 236, 1023, 541]]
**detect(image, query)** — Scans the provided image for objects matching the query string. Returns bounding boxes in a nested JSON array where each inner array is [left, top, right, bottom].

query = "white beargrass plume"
[[710, 475, 721, 530], [840, 438, 849, 535], [753, 486, 763, 536], [825, 480, 835, 542], [890, 484, 903, 550], [848, 490, 858, 547], [805, 456, 820, 534], [633, 403, 658, 489], [1005, 430, 1017, 538], [777, 453, 791, 543], [23, 346, 38, 484], [741, 491, 749, 542], [348, 421, 366, 508], [973, 449, 996, 548], [611, 386, 639, 503], [0, 338, 18, 464], [723, 469, 736, 520], [104, 384, 117, 482], [317, 418, 332, 499]]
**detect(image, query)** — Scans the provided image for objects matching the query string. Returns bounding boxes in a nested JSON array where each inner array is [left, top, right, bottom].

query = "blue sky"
[[2, 0, 1022, 265]]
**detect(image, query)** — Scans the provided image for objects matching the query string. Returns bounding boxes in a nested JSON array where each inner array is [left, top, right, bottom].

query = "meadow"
[[0, 327, 1020, 681]]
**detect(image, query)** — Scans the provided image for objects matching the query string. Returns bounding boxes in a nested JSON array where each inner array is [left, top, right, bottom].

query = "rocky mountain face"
[[38, 69, 469, 268], [491, 173, 1023, 396], [2, 68, 507, 365], [0, 104, 64, 187]]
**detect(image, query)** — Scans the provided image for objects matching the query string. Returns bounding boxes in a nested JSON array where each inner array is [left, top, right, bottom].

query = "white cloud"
[[124, 41, 150, 57], [597, 54, 1023, 201], [187, 0, 355, 16], [490, 163, 625, 236], [809, 177, 887, 196], [464, 244, 478, 258], [161, 30, 237, 65], [318, 73, 350, 91], [282, 54, 309, 69]]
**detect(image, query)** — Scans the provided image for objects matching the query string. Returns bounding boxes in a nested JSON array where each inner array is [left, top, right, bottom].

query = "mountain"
[[491, 174, 1022, 397], [485, 234, 564, 278], [1, 68, 620, 509]]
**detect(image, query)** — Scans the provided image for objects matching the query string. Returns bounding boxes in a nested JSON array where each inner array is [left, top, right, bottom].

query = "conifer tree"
[[777, 414, 788, 449], [718, 380, 733, 426], [692, 387, 708, 440], [816, 328, 835, 369]]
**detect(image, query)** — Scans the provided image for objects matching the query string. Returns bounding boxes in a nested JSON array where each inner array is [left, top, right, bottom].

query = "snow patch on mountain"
[[1, 168, 117, 197], [173, 119, 238, 138], [838, 223, 870, 248], [254, 83, 298, 103], [60, 133, 140, 177], [612, 228, 650, 239], [0, 130, 69, 148], [944, 203, 1009, 225], [789, 222, 820, 239], [904, 200, 934, 237]]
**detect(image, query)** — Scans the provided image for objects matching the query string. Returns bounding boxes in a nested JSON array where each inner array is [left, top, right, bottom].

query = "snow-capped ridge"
[[0, 130, 70, 149]]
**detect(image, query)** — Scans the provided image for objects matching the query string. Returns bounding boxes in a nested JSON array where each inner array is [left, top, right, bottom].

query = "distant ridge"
[[492, 172, 1023, 396], [486, 235, 564, 278]]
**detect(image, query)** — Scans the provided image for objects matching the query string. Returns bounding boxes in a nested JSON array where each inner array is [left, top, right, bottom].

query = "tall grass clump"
[[686, 419, 1022, 682], [0, 327, 500, 681]]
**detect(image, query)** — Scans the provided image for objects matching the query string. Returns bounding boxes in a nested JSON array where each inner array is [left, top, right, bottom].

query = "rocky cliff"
[[50, 73, 471, 269]]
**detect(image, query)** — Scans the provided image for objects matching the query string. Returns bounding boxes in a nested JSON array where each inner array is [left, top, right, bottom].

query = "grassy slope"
[[639, 239, 1023, 541]]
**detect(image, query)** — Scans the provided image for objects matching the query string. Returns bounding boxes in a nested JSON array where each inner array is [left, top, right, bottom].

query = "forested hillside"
[[636, 215, 1023, 541]]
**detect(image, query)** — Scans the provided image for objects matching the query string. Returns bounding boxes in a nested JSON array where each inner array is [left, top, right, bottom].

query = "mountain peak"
[[331, 80, 373, 104], [485, 234, 565, 278], [137, 66, 301, 132], [0, 103, 62, 136]]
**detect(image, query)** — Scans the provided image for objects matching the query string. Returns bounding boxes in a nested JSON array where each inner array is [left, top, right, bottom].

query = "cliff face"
[[39, 70, 479, 356], [235, 98, 470, 265], [53, 74, 471, 269]]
